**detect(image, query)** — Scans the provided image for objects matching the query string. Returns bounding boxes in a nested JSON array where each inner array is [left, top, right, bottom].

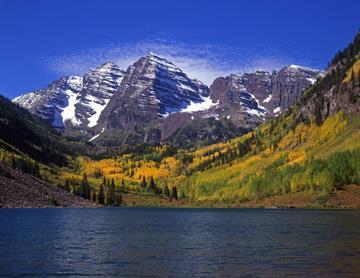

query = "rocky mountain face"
[[76, 62, 125, 130], [209, 73, 267, 120], [273, 65, 322, 112], [97, 53, 214, 145], [100, 53, 210, 119], [13, 62, 125, 137], [13, 75, 83, 129], [14, 52, 322, 146], [296, 32, 360, 125], [211, 65, 322, 118]]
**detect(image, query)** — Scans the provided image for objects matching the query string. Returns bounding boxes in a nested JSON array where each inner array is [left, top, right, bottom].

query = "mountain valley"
[[1, 31, 359, 208]]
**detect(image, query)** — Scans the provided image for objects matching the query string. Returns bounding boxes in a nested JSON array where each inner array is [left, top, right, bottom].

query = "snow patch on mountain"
[[13, 62, 124, 133], [86, 96, 111, 128], [248, 92, 267, 113], [273, 107, 281, 114], [61, 89, 81, 126], [263, 94, 272, 103], [89, 127, 105, 142], [180, 96, 218, 113], [306, 77, 317, 84], [247, 109, 265, 117]]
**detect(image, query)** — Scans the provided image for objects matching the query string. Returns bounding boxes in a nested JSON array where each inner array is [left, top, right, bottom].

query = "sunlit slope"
[[343, 56, 360, 83], [189, 111, 360, 201], [73, 110, 359, 203]]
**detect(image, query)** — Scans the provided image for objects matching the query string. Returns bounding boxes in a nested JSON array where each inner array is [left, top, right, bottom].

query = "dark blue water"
[[0, 208, 359, 277]]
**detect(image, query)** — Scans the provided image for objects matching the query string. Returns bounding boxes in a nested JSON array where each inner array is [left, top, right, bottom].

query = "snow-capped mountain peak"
[[284, 65, 323, 84], [94, 53, 214, 142], [100, 53, 210, 121], [13, 75, 83, 128], [13, 61, 125, 134]]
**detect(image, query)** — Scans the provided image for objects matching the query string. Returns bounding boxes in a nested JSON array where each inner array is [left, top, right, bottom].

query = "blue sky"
[[0, 0, 359, 98]]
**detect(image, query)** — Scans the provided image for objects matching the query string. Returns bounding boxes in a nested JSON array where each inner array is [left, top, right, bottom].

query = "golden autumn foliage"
[[184, 111, 360, 202], [42, 110, 357, 204], [3, 106, 357, 205], [342, 57, 360, 83]]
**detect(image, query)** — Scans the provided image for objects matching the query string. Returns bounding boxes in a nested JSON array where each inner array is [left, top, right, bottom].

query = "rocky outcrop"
[[210, 74, 266, 115], [297, 59, 360, 124], [206, 74, 267, 138], [242, 70, 277, 114], [273, 65, 322, 113], [293, 31, 360, 126]]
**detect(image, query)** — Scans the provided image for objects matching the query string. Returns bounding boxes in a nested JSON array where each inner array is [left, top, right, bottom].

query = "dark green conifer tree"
[[98, 185, 105, 205], [130, 168, 135, 177], [115, 189, 122, 206], [106, 178, 116, 205], [80, 173, 91, 199], [171, 186, 178, 200], [149, 176, 156, 193], [121, 178, 125, 192], [64, 179, 70, 192], [140, 176, 147, 189], [32, 162, 41, 178], [90, 189, 96, 202], [164, 184, 170, 199]]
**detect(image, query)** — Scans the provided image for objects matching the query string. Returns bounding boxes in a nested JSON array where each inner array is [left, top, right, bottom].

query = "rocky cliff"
[[211, 65, 322, 118]]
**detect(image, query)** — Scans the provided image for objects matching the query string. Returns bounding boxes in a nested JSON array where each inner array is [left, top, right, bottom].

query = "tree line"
[[140, 176, 178, 200], [63, 175, 122, 206]]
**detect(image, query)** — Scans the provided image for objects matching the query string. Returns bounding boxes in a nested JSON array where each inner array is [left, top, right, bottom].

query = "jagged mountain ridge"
[[13, 75, 83, 128], [99, 53, 211, 123], [211, 65, 323, 117], [96, 53, 217, 144], [13, 53, 322, 146], [95, 54, 321, 145], [13, 62, 125, 136]]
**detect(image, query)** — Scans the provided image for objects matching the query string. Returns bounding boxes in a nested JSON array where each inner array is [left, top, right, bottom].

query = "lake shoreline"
[[119, 184, 360, 209], [0, 185, 360, 210]]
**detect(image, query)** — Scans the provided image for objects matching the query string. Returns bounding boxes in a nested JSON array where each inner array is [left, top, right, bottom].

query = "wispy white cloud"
[[46, 40, 312, 85]]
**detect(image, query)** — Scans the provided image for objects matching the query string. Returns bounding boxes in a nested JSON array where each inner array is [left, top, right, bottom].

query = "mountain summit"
[[96, 53, 212, 144]]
